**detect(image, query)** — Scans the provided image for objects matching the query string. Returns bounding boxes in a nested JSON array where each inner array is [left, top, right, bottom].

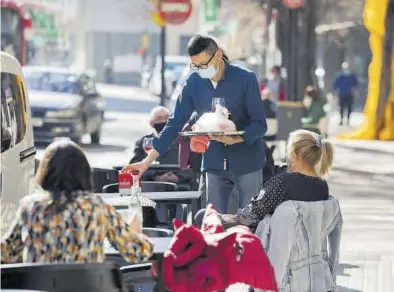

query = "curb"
[[332, 165, 394, 177], [330, 141, 394, 155]]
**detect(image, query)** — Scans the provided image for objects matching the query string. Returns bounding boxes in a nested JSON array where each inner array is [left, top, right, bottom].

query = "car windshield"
[[23, 70, 79, 94]]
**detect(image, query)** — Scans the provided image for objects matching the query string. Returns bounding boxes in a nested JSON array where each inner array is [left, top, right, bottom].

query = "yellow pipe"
[[379, 48, 394, 140]]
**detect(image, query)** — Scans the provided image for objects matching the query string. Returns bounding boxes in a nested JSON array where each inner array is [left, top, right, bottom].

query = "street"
[[35, 85, 394, 291], [35, 84, 159, 168]]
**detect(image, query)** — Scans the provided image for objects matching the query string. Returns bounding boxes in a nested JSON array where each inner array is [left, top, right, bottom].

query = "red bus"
[[1, 0, 59, 66]]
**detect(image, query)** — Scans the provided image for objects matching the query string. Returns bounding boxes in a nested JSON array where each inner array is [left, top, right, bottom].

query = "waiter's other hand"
[[122, 160, 149, 175], [209, 135, 243, 145]]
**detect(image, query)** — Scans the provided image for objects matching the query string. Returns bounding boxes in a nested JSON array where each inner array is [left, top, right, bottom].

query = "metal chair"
[[1, 262, 124, 292], [101, 182, 186, 227], [141, 181, 178, 192], [120, 263, 156, 292], [102, 183, 119, 193], [91, 168, 118, 193], [142, 227, 173, 237], [141, 182, 187, 226]]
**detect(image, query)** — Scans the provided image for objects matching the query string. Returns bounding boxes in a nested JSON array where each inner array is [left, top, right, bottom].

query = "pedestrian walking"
[[333, 62, 359, 125], [123, 35, 267, 214], [267, 66, 287, 104], [103, 59, 114, 84]]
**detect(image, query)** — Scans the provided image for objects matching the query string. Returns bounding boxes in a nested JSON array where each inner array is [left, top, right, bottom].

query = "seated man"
[[129, 106, 194, 223], [130, 106, 180, 183]]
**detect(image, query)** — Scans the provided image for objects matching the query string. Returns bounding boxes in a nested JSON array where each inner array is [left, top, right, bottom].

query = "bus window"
[[1, 73, 27, 152]]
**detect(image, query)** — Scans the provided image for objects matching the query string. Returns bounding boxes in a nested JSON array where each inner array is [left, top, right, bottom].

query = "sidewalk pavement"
[[328, 111, 394, 153], [327, 112, 394, 176]]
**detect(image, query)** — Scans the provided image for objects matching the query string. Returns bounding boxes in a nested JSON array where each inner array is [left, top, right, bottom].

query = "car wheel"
[[91, 128, 101, 144]]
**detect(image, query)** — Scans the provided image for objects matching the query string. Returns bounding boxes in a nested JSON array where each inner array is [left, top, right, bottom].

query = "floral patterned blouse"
[[1, 191, 154, 264]]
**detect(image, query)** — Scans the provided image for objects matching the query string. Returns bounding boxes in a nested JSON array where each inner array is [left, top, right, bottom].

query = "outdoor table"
[[105, 237, 172, 292], [98, 191, 201, 224], [113, 164, 180, 172]]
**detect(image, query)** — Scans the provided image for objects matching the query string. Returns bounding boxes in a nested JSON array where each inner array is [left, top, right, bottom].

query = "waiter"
[[123, 35, 267, 214]]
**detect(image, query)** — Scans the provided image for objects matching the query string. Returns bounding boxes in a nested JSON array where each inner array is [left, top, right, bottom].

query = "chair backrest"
[[141, 181, 177, 192], [102, 183, 119, 193], [92, 168, 118, 193], [1, 262, 124, 292], [142, 227, 173, 237], [120, 263, 156, 292], [265, 118, 278, 136]]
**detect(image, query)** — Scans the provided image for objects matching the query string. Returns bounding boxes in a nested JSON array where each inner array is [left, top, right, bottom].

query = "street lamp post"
[[275, 0, 316, 101]]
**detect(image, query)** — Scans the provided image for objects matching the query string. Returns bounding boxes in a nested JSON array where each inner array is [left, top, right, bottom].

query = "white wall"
[[82, 0, 200, 55]]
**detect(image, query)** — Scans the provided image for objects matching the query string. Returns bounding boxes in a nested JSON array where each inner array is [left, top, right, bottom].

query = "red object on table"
[[190, 136, 209, 153], [162, 205, 278, 292]]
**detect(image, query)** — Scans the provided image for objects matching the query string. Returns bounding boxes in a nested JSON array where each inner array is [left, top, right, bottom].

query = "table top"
[[113, 164, 180, 172], [98, 191, 201, 205], [105, 237, 172, 256]]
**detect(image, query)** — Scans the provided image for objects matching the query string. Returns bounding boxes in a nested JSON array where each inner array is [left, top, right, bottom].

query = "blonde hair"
[[287, 129, 334, 177]]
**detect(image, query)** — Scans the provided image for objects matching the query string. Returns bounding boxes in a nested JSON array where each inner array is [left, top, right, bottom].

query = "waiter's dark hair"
[[187, 35, 229, 60]]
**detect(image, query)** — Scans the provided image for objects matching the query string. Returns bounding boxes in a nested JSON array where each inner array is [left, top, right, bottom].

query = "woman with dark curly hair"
[[1, 138, 153, 264]]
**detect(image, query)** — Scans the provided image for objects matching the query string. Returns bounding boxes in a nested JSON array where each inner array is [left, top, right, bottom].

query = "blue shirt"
[[152, 61, 267, 176], [333, 73, 358, 96]]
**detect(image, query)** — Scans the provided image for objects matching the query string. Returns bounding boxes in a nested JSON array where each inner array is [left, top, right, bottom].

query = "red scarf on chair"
[[162, 204, 278, 292]]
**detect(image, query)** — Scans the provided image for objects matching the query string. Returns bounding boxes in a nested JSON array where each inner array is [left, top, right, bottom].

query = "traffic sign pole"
[[155, 0, 193, 105], [160, 24, 166, 106]]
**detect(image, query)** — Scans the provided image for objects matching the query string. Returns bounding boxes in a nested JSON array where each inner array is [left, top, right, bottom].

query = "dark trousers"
[[339, 93, 354, 123]]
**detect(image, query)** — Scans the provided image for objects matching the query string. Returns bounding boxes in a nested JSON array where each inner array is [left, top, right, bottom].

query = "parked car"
[[167, 65, 192, 110], [1, 52, 36, 240], [148, 55, 189, 98], [22, 66, 105, 144]]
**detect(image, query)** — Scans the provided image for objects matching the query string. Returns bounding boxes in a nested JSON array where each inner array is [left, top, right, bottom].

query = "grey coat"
[[255, 197, 343, 292]]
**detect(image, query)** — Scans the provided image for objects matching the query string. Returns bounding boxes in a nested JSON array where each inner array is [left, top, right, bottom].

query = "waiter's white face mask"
[[198, 64, 218, 79]]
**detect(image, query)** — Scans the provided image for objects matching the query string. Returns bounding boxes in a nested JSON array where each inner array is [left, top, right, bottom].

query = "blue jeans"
[[206, 169, 263, 214]]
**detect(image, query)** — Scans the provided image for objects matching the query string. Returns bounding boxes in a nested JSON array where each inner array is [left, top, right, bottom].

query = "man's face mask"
[[191, 50, 218, 79], [198, 63, 218, 79], [153, 122, 166, 133]]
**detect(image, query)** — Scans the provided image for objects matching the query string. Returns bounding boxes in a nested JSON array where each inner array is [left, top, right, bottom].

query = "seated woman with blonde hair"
[[1, 138, 153, 263], [195, 129, 334, 229]]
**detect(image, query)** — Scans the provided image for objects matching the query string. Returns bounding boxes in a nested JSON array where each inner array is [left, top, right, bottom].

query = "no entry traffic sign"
[[158, 0, 193, 25]]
